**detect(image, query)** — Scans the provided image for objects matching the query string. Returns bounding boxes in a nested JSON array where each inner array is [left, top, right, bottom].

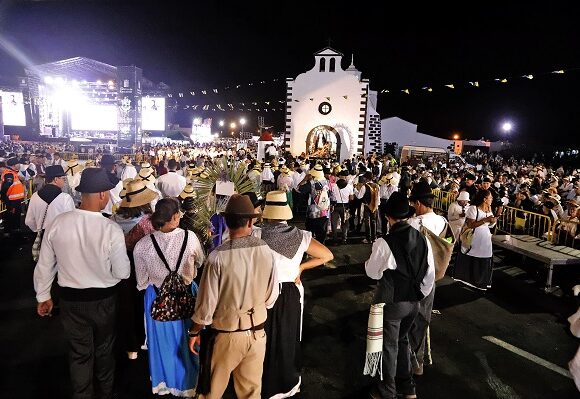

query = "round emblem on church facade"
[[318, 102, 332, 115]]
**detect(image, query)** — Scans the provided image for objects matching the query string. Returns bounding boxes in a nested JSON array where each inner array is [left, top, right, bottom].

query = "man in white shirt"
[[25, 165, 75, 233], [406, 181, 447, 376], [365, 192, 434, 399], [34, 167, 130, 399], [330, 171, 354, 244], [155, 159, 187, 198]]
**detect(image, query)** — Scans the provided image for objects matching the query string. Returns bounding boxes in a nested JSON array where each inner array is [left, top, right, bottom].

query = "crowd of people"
[[1, 138, 580, 398]]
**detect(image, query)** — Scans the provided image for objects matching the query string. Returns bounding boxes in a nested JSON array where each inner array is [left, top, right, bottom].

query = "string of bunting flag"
[[159, 65, 580, 109], [377, 67, 579, 95]]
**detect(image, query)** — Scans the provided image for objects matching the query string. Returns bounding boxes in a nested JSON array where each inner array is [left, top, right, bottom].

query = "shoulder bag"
[[32, 204, 49, 262], [420, 217, 454, 281], [459, 208, 479, 251]]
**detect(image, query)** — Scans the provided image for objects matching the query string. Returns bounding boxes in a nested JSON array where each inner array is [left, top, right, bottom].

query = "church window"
[[329, 58, 336, 72], [319, 57, 326, 72]]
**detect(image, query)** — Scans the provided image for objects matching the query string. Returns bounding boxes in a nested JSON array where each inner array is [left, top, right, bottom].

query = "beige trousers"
[[200, 329, 267, 399]]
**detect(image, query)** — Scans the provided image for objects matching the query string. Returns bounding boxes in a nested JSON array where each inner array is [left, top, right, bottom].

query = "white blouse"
[[267, 229, 312, 284], [461, 205, 494, 258], [134, 228, 205, 290]]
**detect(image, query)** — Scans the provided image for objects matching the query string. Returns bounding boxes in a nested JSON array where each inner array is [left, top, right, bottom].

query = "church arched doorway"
[[305, 125, 341, 160]]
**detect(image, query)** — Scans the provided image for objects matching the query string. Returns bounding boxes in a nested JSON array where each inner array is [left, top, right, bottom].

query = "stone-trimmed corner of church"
[[284, 47, 381, 161]]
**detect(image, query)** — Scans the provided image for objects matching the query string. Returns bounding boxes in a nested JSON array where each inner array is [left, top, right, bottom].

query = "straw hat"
[[279, 165, 290, 175], [309, 164, 324, 181], [138, 167, 155, 184], [179, 184, 196, 200], [84, 159, 95, 168], [65, 159, 83, 175], [121, 155, 132, 165], [262, 190, 293, 221], [141, 162, 152, 169], [119, 178, 159, 208]]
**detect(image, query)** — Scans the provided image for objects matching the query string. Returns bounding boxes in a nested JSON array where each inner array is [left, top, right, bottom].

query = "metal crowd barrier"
[[496, 206, 554, 240], [551, 219, 580, 248], [432, 189, 457, 215], [0, 200, 6, 214]]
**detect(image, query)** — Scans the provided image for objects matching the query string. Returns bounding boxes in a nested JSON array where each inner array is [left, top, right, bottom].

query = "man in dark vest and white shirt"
[[365, 191, 435, 399]]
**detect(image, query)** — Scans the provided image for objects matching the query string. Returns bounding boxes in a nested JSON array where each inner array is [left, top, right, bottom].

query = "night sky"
[[1, 1, 579, 147]]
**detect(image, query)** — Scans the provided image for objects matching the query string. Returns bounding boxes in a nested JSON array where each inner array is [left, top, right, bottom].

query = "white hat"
[[457, 191, 470, 201], [262, 190, 293, 220]]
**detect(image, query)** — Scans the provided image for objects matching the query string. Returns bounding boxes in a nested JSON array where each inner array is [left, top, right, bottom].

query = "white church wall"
[[287, 48, 368, 161]]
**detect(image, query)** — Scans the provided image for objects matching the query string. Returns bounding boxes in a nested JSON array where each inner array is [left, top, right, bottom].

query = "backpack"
[[307, 182, 330, 218], [150, 230, 196, 322]]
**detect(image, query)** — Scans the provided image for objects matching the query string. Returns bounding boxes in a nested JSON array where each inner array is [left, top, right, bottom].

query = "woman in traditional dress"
[[453, 189, 497, 291], [134, 198, 205, 397], [260, 190, 333, 398], [112, 178, 157, 360]]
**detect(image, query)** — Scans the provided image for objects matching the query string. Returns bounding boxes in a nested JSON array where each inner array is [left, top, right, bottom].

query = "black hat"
[[76, 168, 116, 193], [6, 157, 19, 167], [384, 192, 415, 219], [100, 154, 115, 166], [45, 165, 66, 181], [242, 191, 263, 208], [465, 173, 476, 181], [482, 177, 492, 183], [409, 181, 436, 201]]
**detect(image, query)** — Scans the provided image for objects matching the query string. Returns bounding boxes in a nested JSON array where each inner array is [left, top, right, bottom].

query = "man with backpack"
[[356, 171, 381, 243], [299, 164, 330, 243]]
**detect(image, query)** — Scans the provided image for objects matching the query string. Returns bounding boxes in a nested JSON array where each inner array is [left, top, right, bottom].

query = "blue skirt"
[[144, 283, 199, 397]]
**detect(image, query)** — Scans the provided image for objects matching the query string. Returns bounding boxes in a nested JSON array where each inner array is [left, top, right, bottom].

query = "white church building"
[[284, 47, 381, 161], [285, 47, 457, 160]]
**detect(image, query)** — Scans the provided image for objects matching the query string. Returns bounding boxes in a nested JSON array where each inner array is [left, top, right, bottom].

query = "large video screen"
[[1, 91, 26, 126], [70, 103, 118, 131], [141, 97, 165, 131]]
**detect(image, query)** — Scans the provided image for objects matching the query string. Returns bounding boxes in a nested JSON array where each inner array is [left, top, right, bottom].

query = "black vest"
[[373, 222, 429, 304]]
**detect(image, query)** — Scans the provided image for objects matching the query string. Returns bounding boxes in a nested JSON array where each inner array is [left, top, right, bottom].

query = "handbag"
[[459, 208, 478, 250], [32, 204, 49, 262], [419, 218, 454, 281]]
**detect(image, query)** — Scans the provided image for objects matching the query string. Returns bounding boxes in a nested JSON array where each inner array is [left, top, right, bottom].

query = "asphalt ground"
[[1, 228, 580, 399]]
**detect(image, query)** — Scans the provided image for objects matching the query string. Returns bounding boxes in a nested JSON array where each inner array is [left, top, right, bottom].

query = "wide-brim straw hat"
[[309, 164, 324, 181], [120, 178, 159, 208], [65, 160, 83, 175], [84, 160, 95, 167], [279, 166, 290, 175], [179, 184, 197, 199], [262, 190, 293, 221], [138, 167, 156, 184]]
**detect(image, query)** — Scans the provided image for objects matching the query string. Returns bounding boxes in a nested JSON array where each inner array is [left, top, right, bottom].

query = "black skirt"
[[262, 282, 302, 398], [452, 251, 493, 290]]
